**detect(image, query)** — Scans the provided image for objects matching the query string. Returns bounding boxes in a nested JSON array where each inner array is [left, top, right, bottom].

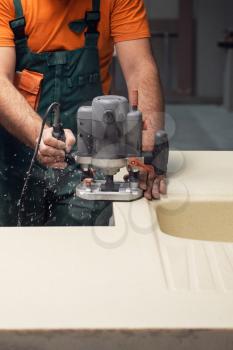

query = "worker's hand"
[[37, 127, 76, 169], [125, 167, 167, 200], [139, 168, 167, 200]]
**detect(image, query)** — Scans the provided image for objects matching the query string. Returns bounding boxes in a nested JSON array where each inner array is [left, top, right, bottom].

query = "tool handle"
[[65, 153, 76, 166], [52, 125, 66, 142], [52, 125, 76, 165], [143, 130, 169, 176]]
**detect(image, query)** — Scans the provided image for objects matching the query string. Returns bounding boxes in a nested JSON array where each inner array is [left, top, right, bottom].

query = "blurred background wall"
[[112, 0, 233, 103], [194, 0, 233, 99], [111, 0, 233, 150]]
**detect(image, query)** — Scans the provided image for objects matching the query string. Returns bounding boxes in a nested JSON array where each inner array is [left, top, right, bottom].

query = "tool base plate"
[[76, 180, 143, 201]]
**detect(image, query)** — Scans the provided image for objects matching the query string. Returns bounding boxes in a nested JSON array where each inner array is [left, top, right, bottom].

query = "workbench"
[[0, 151, 233, 349]]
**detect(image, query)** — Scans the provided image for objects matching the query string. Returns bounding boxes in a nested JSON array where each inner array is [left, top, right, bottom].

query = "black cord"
[[17, 102, 60, 227]]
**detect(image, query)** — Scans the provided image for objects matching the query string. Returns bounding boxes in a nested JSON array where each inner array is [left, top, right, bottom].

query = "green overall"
[[0, 0, 112, 226]]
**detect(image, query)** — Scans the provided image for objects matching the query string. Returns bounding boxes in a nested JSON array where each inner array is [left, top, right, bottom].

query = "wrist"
[[30, 121, 49, 149]]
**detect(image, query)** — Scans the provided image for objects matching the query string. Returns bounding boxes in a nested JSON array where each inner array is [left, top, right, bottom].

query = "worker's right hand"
[[37, 127, 76, 169]]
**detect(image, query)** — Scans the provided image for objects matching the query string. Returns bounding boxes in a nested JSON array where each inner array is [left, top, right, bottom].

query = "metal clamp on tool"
[[75, 94, 169, 201]]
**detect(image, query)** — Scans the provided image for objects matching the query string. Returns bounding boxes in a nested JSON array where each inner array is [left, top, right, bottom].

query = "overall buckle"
[[9, 16, 26, 41]]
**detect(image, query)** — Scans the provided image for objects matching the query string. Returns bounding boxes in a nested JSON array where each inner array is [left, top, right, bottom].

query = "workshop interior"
[[1, 0, 233, 348], [113, 0, 233, 151]]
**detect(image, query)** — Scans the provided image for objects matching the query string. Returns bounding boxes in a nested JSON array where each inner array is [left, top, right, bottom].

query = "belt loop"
[[67, 78, 73, 88]]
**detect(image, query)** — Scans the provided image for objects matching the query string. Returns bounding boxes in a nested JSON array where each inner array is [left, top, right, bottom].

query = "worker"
[[0, 0, 166, 226]]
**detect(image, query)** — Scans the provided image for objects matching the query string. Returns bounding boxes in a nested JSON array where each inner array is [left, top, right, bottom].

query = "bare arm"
[[0, 47, 44, 148], [0, 47, 75, 168], [116, 39, 166, 199], [116, 38, 165, 152]]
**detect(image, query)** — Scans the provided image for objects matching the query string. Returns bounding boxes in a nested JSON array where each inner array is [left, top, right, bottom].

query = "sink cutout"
[[155, 201, 233, 242]]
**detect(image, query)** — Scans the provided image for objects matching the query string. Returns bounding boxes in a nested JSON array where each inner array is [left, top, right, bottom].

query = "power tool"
[[17, 95, 168, 226], [18, 94, 169, 226], [75, 94, 169, 201]]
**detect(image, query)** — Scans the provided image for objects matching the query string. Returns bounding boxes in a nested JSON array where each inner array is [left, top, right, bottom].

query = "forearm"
[[0, 76, 43, 149], [127, 59, 165, 131], [139, 60, 164, 131], [116, 39, 167, 198]]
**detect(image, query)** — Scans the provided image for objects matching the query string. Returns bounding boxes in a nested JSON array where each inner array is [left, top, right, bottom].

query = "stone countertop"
[[0, 151, 233, 332]]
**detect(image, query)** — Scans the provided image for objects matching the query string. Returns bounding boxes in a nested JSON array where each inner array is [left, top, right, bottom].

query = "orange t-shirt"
[[0, 0, 150, 94]]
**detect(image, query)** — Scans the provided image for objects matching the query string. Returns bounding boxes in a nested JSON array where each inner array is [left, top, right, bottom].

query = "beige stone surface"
[[156, 200, 233, 242], [0, 151, 233, 337]]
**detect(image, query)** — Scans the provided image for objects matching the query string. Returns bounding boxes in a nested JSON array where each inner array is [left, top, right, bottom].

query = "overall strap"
[[92, 0, 100, 12], [9, 0, 27, 45], [13, 0, 24, 18], [85, 0, 101, 47]]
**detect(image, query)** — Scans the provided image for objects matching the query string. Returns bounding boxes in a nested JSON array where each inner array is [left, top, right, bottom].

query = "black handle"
[[65, 153, 76, 166], [52, 124, 66, 142], [143, 130, 169, 176], [52, 124, 76, 165]]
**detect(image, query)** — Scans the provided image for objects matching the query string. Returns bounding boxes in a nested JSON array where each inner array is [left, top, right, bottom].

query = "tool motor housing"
[[77, 96, 142, 174]]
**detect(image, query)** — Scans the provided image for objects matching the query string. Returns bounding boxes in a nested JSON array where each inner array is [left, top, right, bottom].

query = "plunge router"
[[75, 95, 169, 201]]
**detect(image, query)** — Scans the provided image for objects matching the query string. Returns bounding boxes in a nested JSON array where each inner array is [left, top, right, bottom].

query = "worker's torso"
[[11, 0, 114, 94]]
